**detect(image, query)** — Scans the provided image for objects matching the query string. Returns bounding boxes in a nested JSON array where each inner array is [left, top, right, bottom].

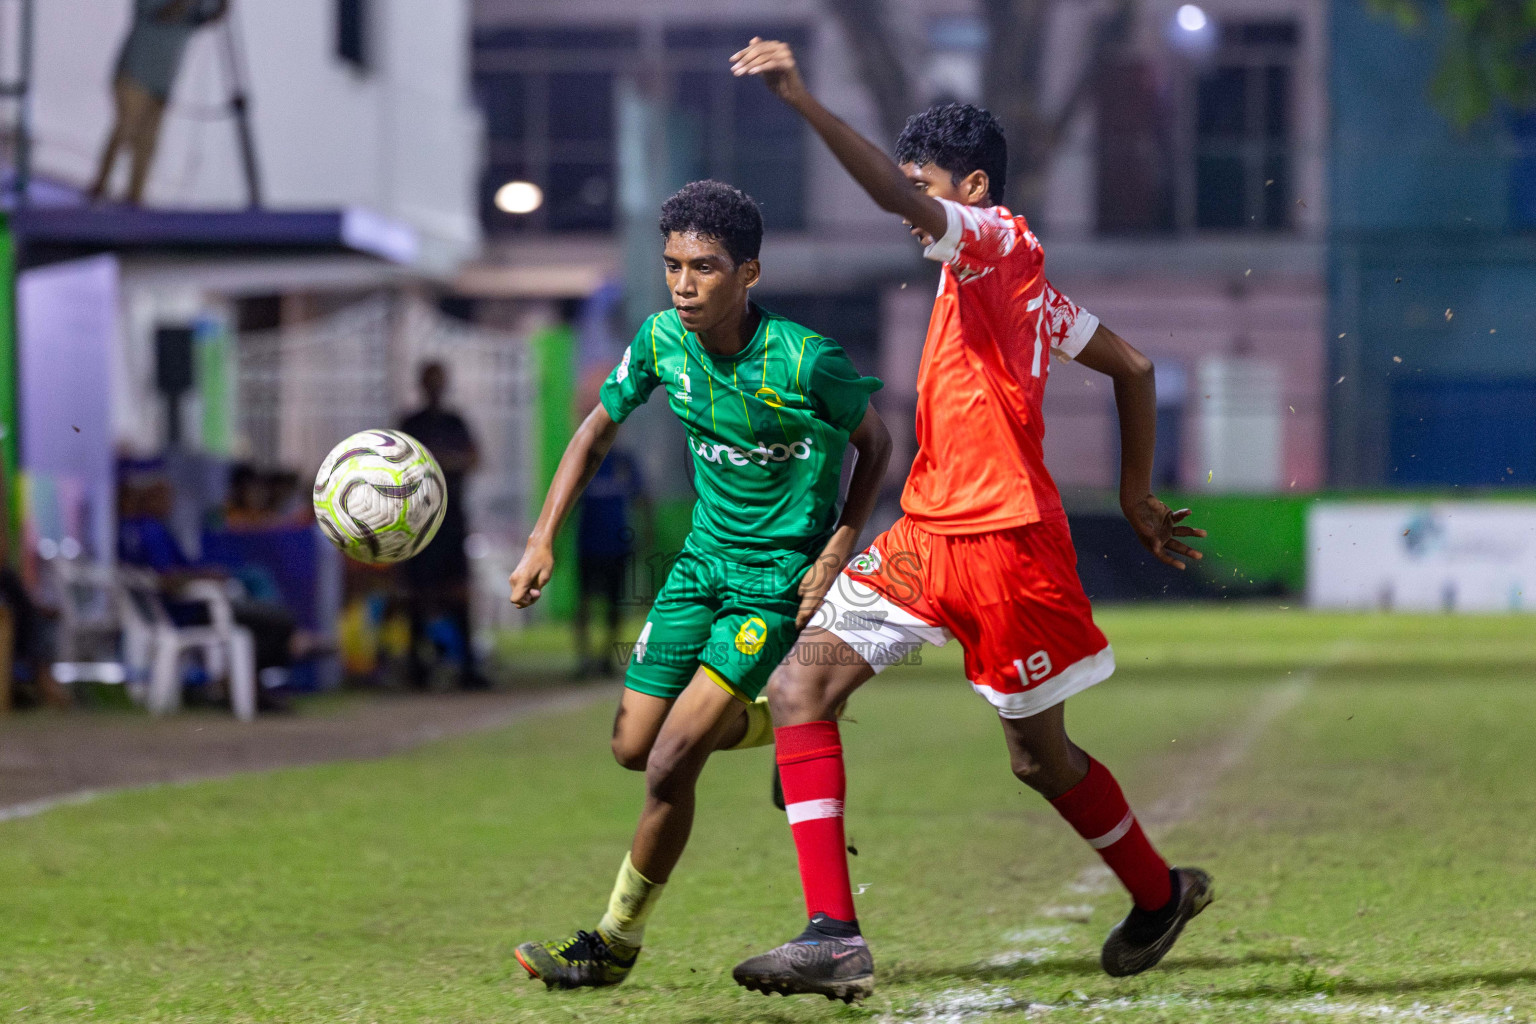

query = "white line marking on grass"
[[948, 673, 1318, 990], [0, 688, 609, 826], [1044, 672, 1317, 908], [889, 667, 1521, 1024], [1037, 904, 1095, 921], [983, 947, 1064, 968], [888, 991, 1521, 1023], [0, 789, 107, 824], [1141, 672, 1315, 833], [889, 985, 1045, 1022], [1002, 926, 1073, 946]]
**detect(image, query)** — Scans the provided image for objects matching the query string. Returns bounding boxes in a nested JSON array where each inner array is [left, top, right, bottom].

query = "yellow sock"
[[726, 695, 775, 751], [596, 852, 664, 949]]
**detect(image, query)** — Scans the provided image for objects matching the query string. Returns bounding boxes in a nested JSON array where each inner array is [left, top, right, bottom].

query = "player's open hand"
[[508, 543, 554, 608], [731, 37, 807, 104], [794, 551, 843, 629], [1124, 495, 1206, 570]]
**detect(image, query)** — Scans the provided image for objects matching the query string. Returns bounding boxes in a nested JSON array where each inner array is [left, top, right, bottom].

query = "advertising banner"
[[1307, 502, 1536, 612]]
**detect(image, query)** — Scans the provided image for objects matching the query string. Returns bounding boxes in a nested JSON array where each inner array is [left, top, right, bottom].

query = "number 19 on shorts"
[[1015, 650, 1053, 683]]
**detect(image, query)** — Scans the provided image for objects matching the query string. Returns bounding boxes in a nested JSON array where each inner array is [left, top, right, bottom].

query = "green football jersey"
[[599, 305, 882, 564]]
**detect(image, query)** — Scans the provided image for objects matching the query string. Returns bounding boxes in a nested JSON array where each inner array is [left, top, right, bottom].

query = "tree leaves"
[[1367, 0, 1536, 127]]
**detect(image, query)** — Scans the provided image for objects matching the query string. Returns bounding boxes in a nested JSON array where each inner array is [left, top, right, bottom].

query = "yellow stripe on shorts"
[[701, 664, 751, 704]]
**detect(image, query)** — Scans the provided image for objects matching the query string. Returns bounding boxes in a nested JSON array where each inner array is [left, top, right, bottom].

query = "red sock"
[[1049, 757, 1172, 910], [775, 721, 857, 923]]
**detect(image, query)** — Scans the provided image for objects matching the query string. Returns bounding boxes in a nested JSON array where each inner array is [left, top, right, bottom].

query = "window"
[[1512, 111, 1536, 232], [1096, 20, 1298, 234], [474, 24, 808, 234], [1193, 22, 1297, 230], [337, 0, 367, 69]]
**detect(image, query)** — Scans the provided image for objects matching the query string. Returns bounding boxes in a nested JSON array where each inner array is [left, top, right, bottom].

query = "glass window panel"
[[548, 72, 614, 143], [1195, 155, 1246, 228], [1234, 21, 1298, 46], [1262, 152, 1290, 228], [477, 26, 639, 50], [664, 24, 806, 51], [735, 156, 805, 230], [1196, 67, 1247, 138], [476, 73, 525, 141], [1265, 65, 1290, 140], [546, 161, 616, 231], [733, 75, 800, 140]]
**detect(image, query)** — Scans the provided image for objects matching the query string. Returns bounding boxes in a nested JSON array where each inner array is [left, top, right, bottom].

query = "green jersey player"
[[508, 180, 890, 990]]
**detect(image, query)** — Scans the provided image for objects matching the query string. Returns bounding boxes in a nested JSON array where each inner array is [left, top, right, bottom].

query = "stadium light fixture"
[[1176, 4, 1208, 32], [495, 180, 543, 215]]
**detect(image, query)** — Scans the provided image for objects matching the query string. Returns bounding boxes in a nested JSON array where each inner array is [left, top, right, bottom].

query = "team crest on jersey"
[[615, 347, 631, 383], [675, 368, 692, 403], [849, 545, 882, 576], [755, 386, 784, 408], [734, 616, 768, 656]]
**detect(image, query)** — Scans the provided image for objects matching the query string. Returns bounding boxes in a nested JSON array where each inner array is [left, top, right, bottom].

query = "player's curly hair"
[[895, 103, 1008, 205], [659, 180, 763, 267]]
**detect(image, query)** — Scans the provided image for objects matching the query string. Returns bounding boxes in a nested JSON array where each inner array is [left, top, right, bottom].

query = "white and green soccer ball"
[[313, 429, 447, 564]]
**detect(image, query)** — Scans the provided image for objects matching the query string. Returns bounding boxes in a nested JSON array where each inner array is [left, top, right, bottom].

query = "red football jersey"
[[901, 198, 1100, 533]]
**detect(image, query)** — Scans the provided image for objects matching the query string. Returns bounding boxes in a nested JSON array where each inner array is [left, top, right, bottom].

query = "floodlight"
[[495, 181, 544, 215]]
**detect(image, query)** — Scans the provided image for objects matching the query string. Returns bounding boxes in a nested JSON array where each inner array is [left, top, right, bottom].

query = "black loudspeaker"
[[155, 326, 196, 397], [156, 326, 195, 446]]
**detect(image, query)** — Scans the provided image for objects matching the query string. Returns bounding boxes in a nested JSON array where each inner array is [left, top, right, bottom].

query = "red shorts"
[[815, 514, 1114, 718]]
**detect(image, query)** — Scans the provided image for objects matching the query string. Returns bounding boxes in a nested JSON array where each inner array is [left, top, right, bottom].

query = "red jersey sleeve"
[[922, 198, 1031, 273], [1040, 279, 1100, 361]]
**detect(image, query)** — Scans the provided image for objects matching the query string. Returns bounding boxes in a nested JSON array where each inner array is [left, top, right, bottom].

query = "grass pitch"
[[2, 607, 1534, 1022]]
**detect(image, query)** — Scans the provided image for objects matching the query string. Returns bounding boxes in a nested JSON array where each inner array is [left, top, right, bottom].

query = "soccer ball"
[[313, 429, 447, 564]]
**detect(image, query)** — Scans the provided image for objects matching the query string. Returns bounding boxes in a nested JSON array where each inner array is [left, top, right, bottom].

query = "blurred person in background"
[[0, 459, 57, 709], [118, 477, 297, 711], [89, 0, 229, 205], [573, 447, 649, 679], [398, 361, 485, 690]]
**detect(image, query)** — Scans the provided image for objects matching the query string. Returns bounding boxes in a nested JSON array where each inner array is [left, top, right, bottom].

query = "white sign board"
[[17, 254, 120, 561], [1307, 502, 1536, 612]]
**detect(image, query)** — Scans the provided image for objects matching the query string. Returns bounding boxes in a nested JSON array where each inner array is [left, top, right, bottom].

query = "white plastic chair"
[[113, 568, 257, 722], [46, 558, 122, 666]]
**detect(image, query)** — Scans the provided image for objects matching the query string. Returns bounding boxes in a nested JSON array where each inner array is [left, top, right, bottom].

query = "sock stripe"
[[1086, 809, 1136, 850], [777, 744, 843, 765], [785, 798, 844, 825]]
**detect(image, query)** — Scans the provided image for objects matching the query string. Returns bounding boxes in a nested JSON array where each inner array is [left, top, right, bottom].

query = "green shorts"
[[625, 541, 811, 702]]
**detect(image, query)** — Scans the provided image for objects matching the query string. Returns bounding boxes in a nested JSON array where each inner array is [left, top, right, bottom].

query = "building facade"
[[30, 0, 483, 274], [466, 0, 1331, 509], [1327, 0, 1536, 487]]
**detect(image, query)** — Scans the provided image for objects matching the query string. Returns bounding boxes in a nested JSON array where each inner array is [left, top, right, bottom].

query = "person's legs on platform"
[[88, 78, 133, 201], [119, 79, 166, 205]]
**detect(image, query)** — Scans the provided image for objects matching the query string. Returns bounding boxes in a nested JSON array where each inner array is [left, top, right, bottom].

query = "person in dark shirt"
[[398, 361, 485, 689], [117, 479, 296, 708], [574, 448, 647, 677]]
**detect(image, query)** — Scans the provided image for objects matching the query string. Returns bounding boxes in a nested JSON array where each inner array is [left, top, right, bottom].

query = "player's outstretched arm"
[[795, 405, 893, 628], [732, 37, 949, 244], [1073, 324, 1207, 570], [508, 404, 620, 607]]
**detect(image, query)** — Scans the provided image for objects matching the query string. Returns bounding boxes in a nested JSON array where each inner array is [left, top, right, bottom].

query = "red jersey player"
[[727, 38, 1212, 1002]]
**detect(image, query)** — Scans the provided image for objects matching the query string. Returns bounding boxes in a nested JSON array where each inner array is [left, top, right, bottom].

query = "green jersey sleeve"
[[599, 318, 663, 424], [807, 340, 882, 434]]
